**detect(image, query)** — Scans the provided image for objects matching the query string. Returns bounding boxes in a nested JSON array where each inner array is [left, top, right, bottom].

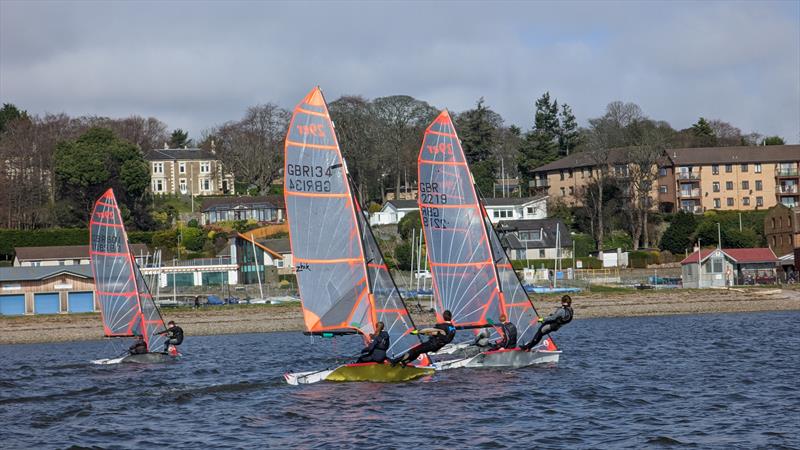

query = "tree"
[[690, 117, 716, 147], [212, 103, 290, 194], [53, 127, 151, 228], [329, 96, 380, 201], [659, 212, 697, 254], [627, 123, 671, 248], [169, 128, 191, 148], [398, 211, 421, 239], [708, 119, 743, 146], [558, 103, 580, 156], [0, 103, 28, 133], [762, 136, 785, 145], [455, 98, 501, 196], [518, 92, 560, 185]]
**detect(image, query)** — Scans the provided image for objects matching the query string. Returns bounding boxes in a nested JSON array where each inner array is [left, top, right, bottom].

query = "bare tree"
[[212, 104, 290, 194], [329, 96, 381, 201]]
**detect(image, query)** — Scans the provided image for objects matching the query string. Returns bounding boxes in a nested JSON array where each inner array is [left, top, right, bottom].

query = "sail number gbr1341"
[[420, 182, 449, 229], [286, 164, 332, 193]]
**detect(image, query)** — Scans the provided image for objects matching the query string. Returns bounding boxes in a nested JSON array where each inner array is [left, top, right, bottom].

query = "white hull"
[[284, 369, 335, 385], [433, 349, 560, 371], [91, 356, 127, 365]]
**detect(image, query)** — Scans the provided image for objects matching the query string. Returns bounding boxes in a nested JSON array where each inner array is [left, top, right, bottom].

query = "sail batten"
[[285, 87, 419, 358]]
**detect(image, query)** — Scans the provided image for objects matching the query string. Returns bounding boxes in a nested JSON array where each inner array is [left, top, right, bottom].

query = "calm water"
[[1, 311, 799, 449]]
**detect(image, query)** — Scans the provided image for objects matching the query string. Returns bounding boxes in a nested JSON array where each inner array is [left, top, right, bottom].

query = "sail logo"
[[296, 124, 325, 138], [427, 142, 454, 156], [96, 211, 114, 220]]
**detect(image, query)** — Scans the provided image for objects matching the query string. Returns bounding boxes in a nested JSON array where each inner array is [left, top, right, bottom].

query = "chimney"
[[211, 139, 216, 154], [164, 142, 168, 149]]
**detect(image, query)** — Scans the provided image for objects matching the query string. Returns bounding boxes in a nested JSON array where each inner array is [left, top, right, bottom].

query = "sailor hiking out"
[[128, 335, 148, 355], [521, 295, 573, 351], [356, 321, 390, 363], [390, 310, 456, 366], [159, 320, 184, 354]]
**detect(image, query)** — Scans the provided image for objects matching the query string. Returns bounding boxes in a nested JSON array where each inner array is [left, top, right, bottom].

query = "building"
[[532, 145, 800, 214], [146, 146, 235, 196], [483, 196, 548, 224], [370, 200, 418, 225], [680, 247, 778, 288], [201, 196, 285, 225], [0, 266, 96, 315], [763, 204, 800, 261], [496, 219, 572, 260], [255, 238, 293, 275], [14, 244, 150, 267]]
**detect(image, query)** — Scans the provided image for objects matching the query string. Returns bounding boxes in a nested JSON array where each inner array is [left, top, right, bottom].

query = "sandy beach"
[[1, 287, 798, 345]]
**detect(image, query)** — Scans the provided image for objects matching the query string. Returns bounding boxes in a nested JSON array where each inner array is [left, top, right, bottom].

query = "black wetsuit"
[[522, 306, 573, 350], [393, 321, 455, 364], [162, 325, 184, 351], [356, 330, 390, 363], [492, 321, 518, 349], [129, 340, 148, 355]]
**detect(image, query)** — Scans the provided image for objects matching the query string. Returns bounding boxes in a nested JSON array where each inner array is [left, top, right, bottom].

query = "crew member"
[[356, 321, 390, 363], [390, 310, 456, 366], [521, 295, 573, 351], [490, 314, 518, 349], [129, 335, 148, 355], [159, 320, 184, 353]]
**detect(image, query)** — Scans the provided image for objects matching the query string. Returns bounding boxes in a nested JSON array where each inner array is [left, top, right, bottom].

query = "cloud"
[[1, 0, 798, 142]]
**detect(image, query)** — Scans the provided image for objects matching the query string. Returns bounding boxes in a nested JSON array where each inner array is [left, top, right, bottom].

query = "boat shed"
[[0, 265, 97, 316], [681, 248, 778, 288]]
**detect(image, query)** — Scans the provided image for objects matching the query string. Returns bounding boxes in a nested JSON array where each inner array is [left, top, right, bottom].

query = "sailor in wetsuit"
[[356, 321, 390, 363], [129, 335, 148, 355], [390, 310, 456, 366], [521, 295, 573, 351], [490, 314, 518, 350], [159, 320, 184, 353]]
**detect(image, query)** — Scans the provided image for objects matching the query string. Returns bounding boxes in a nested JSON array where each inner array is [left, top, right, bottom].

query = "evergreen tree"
[[456, 98, 501, 196], [762, 136, 785, 145], [690, 117, 717, 147], [659, 212, 698, 254], [558, 103, 579, 156], [0, 103, 28, 133], [518, 92, 560, 185], [169, 128, 191, 147]]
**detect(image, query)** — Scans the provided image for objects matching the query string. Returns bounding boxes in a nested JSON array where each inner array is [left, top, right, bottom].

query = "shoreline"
[[1, 288, 798, 345]]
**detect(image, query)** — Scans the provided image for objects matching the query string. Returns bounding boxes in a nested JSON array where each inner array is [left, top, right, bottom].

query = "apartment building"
[[145, 146, 235, 196], [532, 145, 800, 213], [763, 204, 800, 258]]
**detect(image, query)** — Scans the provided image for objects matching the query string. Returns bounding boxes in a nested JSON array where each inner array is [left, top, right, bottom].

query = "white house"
[[496, 218, 572, 260], [369, 200, 418, 226], [483, 195, 548, 224]]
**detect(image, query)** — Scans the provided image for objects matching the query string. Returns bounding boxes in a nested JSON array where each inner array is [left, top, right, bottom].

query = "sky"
[[1, 0, 799, 143]]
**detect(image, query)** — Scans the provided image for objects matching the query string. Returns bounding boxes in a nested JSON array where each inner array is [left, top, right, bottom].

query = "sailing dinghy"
[[89, 189, 177, 364], [283, 87, 433, 385], [417, 111, 560, 370]]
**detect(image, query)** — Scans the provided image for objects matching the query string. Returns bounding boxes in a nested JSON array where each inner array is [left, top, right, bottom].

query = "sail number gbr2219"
[[287, 164, 332, 193]]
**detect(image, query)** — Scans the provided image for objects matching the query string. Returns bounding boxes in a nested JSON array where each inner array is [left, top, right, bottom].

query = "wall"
[[1, 274, 97, 314]]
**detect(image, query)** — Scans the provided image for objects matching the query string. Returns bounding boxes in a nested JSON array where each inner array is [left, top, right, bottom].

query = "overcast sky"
[[1, 1, 798, 143]]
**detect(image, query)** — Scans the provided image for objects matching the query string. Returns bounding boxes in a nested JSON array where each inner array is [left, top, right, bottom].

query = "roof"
[[145, 148, 217, 161], [15, 244, 150, 261], [256, 238, 292, 254], [202, 196, 285, 212], [482, 195, 546, 207], [496, 219, 572, 249], [680, 248, 778, 265], [385, 200, 418, 210], [533, 148, 632, 172], [668, 145, 800, 166], [0, 265, 94, 282]]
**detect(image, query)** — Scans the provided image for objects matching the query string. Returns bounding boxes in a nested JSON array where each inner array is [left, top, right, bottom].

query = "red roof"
[[680, 248, 777, 265]]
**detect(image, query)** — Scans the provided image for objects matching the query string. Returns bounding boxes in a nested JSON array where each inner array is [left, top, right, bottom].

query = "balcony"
[[776, 168, 799, 177], [777, 185, 799, 195], [678, 188, 701, 198], [530, 179, 550, 188], [679, 205, 703, 214], [676, 172, 701, 181]]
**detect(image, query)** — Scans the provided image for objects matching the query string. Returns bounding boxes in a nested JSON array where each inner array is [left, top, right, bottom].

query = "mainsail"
[[284, 87, 419, 359], [418, 111, 553, 347], [89, 189, 167, 352]]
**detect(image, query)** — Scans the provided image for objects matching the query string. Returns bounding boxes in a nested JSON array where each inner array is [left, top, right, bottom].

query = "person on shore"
[[390, 310, 456, 366], [356, 321, 390, 363], [520, 295, 573, 351], [490, 314, 518, 349], [129, 335, 148, 355], [194, 296, 200, 309], [159, 320, 184, 353]]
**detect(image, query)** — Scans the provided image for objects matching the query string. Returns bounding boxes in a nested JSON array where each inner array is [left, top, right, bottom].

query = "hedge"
[[629, 250, 661, 268], [0, 228, 157, 260], [511, 257, 603, 270]]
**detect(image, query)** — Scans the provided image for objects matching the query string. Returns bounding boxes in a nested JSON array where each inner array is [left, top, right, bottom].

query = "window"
[[742, 181, 749, 190], [713, 198, 721, 208], [712, 165, 719, 175], [519, 230, 542, 241], [755, 163, 762, 173], [275, 260, 284, 268], [493, 211, 499, 218], [568, 186, 574, 195], [742, 197, 750, 206], [560, 171, 565, 181], [179, 162, 186, 174], [527, 207, 534, 214], [713, 258, 723, 273], [725, 181, 733, 190], [725, 164, 732, 173], [560, 187, 566, 196], [179, 179, 187, 193], [200, 161, 211, 173], [756, 196, 764, 207], [727, 198, 734, 206], [568, 169, 573, 179], [712, 182, 720, 192], [659, 185, 668, 193], [659, 167, 667, 177], [772, 217, 776, 229], [740, 164, 748, 173], [153, 162, 164, 174], [153, 179, 164, 192], [201, 178, 211, 191], [756, 180, 763, 191], [539, 249, 545, 258]]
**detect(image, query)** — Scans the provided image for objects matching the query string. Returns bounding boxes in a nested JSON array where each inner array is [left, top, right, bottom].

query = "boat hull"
[[121, 352, 177, 364], [284, 362, 434, 385], [434, 349, 560, 370]]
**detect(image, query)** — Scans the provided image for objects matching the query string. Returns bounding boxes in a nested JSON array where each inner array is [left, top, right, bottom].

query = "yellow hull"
[[325, 363, 434, 383]]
